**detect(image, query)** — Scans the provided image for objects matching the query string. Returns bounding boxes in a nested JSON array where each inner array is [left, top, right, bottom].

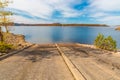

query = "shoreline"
[[14, 23, 108, 27], [0, 33, 32, 55], [115, 26, 120, 30], [1, 32, 119, 57]]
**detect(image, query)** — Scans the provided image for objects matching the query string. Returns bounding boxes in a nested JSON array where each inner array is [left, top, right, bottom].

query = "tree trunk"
[[3, 15, 9, 33], [5, 25, 9, 33], [0, 27, 3, 42]]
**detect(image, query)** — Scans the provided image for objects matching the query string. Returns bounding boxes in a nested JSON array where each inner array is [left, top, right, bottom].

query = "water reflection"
[[10, 26, 120, 48], [50, 27, 63, 42]]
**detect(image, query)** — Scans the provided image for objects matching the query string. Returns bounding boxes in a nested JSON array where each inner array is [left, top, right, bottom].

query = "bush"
[[0, 42, 13, 53], [94, 33, 117, 51]]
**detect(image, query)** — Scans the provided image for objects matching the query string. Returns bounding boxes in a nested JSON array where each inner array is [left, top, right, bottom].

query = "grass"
[[0, 42, 13, 53]]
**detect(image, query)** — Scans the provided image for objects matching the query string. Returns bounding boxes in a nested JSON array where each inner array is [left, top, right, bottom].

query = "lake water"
[[7, 26, 120, 48]]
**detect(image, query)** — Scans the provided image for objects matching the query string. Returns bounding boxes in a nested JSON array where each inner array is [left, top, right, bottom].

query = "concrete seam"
[[55, 43, 86, 80]]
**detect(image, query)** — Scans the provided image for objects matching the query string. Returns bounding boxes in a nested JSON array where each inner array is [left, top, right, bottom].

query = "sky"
[[7, 0, 120, 25]]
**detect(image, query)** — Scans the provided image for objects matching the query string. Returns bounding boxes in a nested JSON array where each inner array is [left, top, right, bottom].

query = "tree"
[[0, 0, 4, 41], [94, 33, 117, 51], [94, 33, 104, 48], [0, 27, 3, 41], [0, 0, 13, 33]]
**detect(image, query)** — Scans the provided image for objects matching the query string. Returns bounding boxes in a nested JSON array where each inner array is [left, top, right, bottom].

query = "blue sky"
[[8, 0, 120, 25]]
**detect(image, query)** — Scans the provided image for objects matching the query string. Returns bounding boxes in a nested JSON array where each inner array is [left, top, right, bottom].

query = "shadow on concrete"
[[16, 45, 59, 63], [58, 43, 108, 58]]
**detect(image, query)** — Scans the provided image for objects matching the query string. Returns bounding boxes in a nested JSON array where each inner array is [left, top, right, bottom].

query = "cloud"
[[45, 0, 82, 17], [6, 0, 120, 25], [12, 15, 52, 24], [90, 12, 109, 18], [97, 16, 120, 25], [87, 0, 120, 25], [89, 0, 120, 11], [9, 0, 54, 19], [8, 0, 83, 22], [9, 8, 42, 20]]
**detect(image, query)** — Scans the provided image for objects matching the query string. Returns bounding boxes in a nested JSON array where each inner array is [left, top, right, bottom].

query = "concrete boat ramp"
[[0, 43, 120, 80]]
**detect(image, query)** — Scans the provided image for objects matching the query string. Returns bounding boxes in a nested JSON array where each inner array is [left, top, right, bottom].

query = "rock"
[[3, 32, 30, 49]]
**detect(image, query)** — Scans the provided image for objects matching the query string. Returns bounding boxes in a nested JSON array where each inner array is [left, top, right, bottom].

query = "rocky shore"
[[3, 33, 31, 49], [0, 33, 32, 56]]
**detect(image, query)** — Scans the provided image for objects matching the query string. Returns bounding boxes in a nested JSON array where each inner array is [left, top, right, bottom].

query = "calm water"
[[7, 26, 120, 48]]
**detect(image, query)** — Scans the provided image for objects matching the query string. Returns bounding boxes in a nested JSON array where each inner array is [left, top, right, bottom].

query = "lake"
[[6, 26, 120, 48]]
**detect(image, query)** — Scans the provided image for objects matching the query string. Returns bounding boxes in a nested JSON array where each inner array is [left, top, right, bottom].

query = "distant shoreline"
[[115, 26, 120, 30], [14, 23, 108, 27]]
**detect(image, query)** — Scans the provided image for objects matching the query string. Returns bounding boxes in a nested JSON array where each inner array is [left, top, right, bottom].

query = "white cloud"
[[7, 0, 120, 25], [95, 16, 120, 25], [87, 0, 120, 25], [8, 0, 83, 23], [90, 12, 109, 18], [99, 16, 120, 22], [12, 15, 52, 24], [89, 0, 120, 11], [9, 0, 54, 19]]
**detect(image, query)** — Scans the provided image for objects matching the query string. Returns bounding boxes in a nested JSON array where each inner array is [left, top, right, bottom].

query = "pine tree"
[[94, 33, 104, 48], [94, 34, 117, 51]]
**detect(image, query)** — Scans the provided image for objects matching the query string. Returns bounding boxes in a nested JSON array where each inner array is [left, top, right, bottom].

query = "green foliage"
[[0, 0, 13, 33], [94, 33, 117, 51], [0, 42, 13, 53]]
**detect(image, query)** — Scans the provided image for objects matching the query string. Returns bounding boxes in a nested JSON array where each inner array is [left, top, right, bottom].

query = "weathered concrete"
[[1, 43, 120, 80], [56, 44, 85, 80], [0, 44, 74, 80], [58, 43, 120, 80]]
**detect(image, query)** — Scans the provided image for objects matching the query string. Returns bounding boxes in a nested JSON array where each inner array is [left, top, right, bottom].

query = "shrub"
[[94, 33, 117, 51], [0, 42, 13, 53]]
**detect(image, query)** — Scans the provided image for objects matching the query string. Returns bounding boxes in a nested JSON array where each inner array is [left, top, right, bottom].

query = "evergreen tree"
[[94, 34, 117, 51], [94, 33, 104, 48]]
